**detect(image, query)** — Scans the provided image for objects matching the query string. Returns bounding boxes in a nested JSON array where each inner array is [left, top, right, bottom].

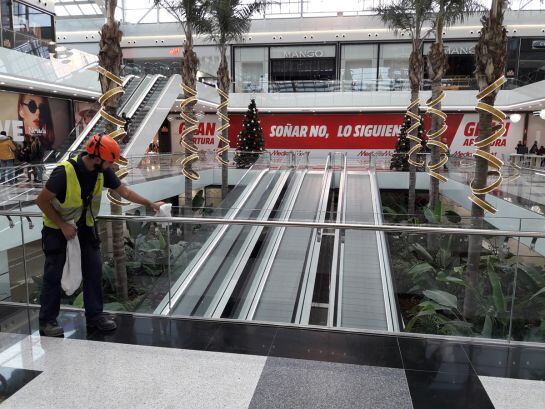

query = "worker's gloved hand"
[[60, 223, 77, 240], [150, 202, 165, 212]]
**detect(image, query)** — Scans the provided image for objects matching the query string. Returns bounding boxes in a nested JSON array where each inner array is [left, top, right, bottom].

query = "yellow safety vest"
[[43, 157, 104, 229]]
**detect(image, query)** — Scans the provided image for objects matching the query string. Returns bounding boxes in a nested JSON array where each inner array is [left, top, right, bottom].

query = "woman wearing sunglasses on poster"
[[18, 94, 55, 151]]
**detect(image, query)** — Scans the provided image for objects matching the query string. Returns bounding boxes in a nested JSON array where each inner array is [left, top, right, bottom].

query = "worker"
[[36, 134, 163, 337]]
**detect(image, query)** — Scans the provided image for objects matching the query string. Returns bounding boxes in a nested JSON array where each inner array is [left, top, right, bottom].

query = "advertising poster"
[[229, 113, 524, 158], [74, 101, 100, 136], [170, 115, 220, 153], [171, 112, 533, 159], [0, 90, 72, 150]]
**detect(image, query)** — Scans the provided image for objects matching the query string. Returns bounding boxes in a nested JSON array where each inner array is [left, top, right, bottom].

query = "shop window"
[[423, 41, 476, 90], [518, 38, 545, 84], [11, 1, 54, 42], [234, 47, 269, 92], [340, 44, 378, 91], [378, 43, 411, 90]]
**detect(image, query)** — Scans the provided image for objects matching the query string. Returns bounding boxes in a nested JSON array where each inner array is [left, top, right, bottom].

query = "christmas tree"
[[390, 114, 412, 171], [234, 99, 266, 168], [390, 114, 426, 171]]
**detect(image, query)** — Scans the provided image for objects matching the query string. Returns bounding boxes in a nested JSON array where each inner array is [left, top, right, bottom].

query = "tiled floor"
[[0, 305, 544, 408]]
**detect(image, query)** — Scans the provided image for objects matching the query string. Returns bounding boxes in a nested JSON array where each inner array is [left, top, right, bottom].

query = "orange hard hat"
[[85, 133, 120, 162]]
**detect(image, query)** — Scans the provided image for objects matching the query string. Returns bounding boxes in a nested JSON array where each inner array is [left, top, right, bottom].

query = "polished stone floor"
[[0, 305, 543, 408]]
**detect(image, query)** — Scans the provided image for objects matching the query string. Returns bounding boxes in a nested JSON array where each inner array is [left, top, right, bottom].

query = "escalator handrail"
[[369, 170, 399, 332], [328, 153, 347, 327]]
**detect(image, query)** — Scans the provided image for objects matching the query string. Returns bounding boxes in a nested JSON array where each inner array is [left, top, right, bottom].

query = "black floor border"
[[1, 304, 544, 382]]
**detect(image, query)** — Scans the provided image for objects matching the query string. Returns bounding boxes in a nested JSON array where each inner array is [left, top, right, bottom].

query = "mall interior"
[[0, 0, 544, 407]]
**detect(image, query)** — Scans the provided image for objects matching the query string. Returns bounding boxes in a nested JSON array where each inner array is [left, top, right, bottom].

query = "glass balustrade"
[[0, 151, 543, 343], [231, 77, 527, 93], [0, 207, 543, 344]]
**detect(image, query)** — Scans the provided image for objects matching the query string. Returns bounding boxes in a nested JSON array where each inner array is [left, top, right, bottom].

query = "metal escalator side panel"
[[122, 74, 180, 157], [155, 168, 269, 315], [328, 154, 347, 327], [237, 170, 307, 321], [295, 159, 333, 325], [369, 170, 399, 332], [205, 170, 292, 318], [124, 75, 159, 118]]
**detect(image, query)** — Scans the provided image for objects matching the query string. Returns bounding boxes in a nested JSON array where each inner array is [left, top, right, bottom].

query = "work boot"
[[87, 314, 117, 332], [39, 321, 64, 337]]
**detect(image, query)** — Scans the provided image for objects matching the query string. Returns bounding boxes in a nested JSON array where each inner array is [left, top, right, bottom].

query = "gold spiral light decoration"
[[89, 65, 130, 206], [179, 82, 200, 181], [425, 91, 449, 183], [406, 99, 425, 167], [216, 88, 230, 166], [468, 76, 507, 214]]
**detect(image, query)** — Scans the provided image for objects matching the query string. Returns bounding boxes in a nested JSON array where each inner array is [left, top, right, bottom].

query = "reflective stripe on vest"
[[43, 157, 104, 229]]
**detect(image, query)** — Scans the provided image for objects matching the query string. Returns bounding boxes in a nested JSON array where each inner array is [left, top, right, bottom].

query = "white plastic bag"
[[155, 203, 172, 227], [61, 223, 82, 296]]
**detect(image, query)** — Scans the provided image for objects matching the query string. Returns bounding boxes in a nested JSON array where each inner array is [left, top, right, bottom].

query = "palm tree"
[[378, 0, 433, 216], [154, 0, 209, 240], [154, 0, 209, 213], [204, 0, 267, 199], [427, 0, 482, 212], [464, 0, 508, 318], [99, 0, 127, 300]]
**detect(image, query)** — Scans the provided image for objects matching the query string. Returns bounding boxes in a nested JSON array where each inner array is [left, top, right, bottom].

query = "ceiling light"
[[540, 109, 545, 120], [510, 113, 521, 123]]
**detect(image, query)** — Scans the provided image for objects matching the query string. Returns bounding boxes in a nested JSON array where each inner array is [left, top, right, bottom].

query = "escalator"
[[163, 167, 293, 317], [333, 170, 398, 331], [60, 73, 181, 161], [46, 74, 141, 163], [223, 157, 332, 324]]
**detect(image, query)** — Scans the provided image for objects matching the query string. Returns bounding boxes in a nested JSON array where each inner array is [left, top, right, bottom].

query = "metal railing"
[[232, 77, 527, 93]]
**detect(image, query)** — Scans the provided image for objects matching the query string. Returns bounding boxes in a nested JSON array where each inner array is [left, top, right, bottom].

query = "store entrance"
[[270, 58, 336, 91]]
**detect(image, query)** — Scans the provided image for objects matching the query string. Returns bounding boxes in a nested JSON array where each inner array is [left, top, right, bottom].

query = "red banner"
[[229, 113, 465, 150]]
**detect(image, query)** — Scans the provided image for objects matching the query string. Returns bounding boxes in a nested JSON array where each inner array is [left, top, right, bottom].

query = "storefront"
[[232, 37, 543, 92], [0, 0, 55, 50]]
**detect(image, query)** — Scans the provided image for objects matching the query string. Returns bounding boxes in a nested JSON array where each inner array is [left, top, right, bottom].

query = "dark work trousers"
[[39, 225, 103, 324]]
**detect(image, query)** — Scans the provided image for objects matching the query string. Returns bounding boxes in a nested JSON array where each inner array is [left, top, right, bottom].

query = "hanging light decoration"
[[468, 76, 507, 214], [89, 65, 130, 206], [425, 91, 449, 182], [216, 88, 230, 166], [406, 99, 425, 167], [179, 82, 200, 181]]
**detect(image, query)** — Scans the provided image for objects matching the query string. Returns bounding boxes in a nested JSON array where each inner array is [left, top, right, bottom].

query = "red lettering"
[[464, 122, 477, 137], [206, 123, 216, 136]]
